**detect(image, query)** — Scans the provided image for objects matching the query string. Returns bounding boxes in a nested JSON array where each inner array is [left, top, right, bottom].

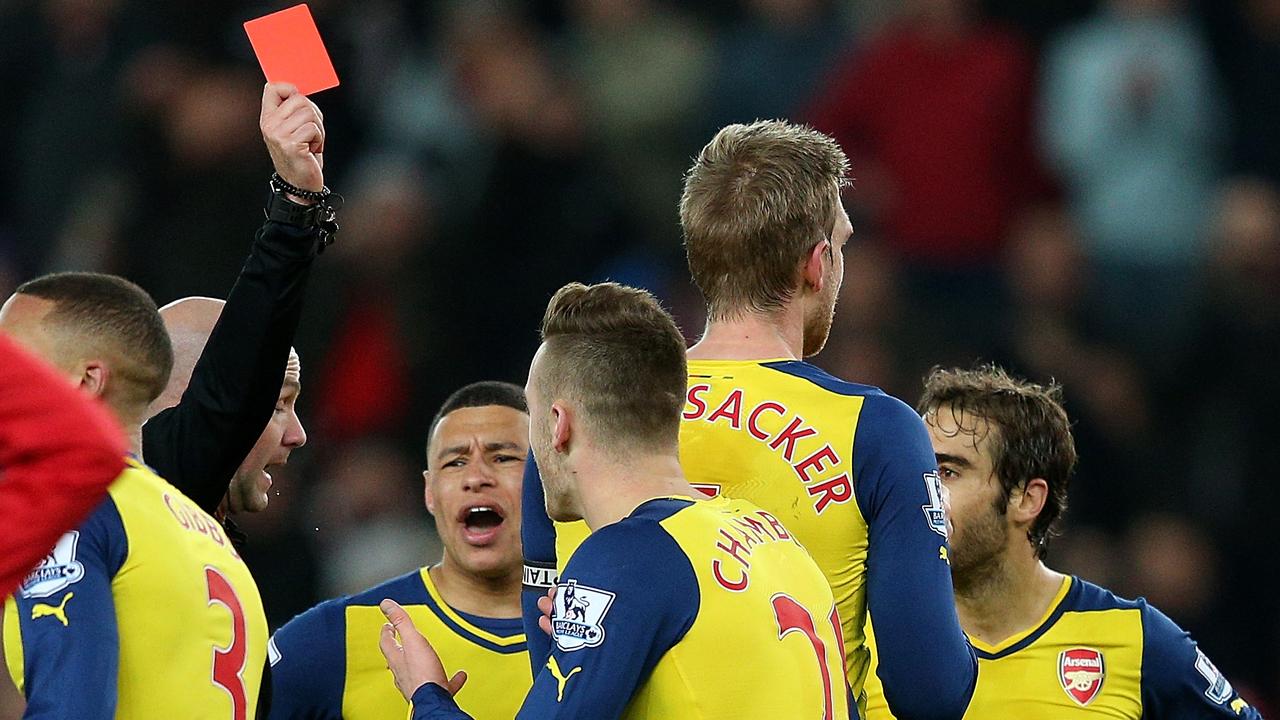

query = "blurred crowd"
[[1, 0, 1277, 708]]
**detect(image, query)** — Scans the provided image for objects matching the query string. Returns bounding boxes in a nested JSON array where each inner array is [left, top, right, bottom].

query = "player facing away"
[[0, 273, 268, 719], [267, 382, 531, 719], [861, 366, 1263, 719], [520, 120, 976, 718], [382, 282, 849, 720]]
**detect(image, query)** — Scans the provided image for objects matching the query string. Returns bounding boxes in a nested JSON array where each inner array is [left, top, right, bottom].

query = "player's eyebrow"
[[936, 453, 973, 469], [436, 441, 522, 460]]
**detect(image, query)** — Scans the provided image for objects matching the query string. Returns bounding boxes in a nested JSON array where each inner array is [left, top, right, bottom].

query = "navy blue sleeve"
[[413, 517, 698, 720], [854, 394, 976, 720], [519, 518, 698, 718], [520, 452, 557, 675], [1140, 603, 1264, 719], [266, 599, 347, 720], [12, 498, 127, 719]]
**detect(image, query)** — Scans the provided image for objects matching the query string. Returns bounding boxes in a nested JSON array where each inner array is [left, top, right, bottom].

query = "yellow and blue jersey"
[[524, 360, 974, 719], [863, 576, 1263, 719], [267, 566, 529, 720], [3, 457, 268, 719], [420, 495, 849, 719]]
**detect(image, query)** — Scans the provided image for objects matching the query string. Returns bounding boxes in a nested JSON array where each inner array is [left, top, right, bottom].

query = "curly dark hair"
[[918, 364, 1077, 558]]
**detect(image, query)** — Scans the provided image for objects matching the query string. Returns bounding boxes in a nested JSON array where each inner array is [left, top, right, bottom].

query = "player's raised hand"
[[379, 599, 468, 702], [260, 82, 325, 193]]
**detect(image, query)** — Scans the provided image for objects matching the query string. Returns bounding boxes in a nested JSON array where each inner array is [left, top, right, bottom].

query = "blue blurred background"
[[0, 0, 1275, 708]]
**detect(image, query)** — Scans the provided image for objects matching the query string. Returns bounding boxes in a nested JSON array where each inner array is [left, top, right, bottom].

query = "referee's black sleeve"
[[143, 218, 319, 514]]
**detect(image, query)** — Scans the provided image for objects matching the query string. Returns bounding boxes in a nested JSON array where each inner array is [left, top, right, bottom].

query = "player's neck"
[[574, 451, 696, 531], [688, 308, 804, 361], [105, 401, 145, 459], [429, 562, 521, 619], [956, 554, 1066, 647]]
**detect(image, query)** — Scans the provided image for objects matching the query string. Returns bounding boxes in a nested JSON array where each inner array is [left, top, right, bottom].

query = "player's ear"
[[78, 360, 109, 399], [802, 240, 830, 294], [423, 470, 436, 515], [551, 402, 572, 454], [1014, 478, 1049, 524]]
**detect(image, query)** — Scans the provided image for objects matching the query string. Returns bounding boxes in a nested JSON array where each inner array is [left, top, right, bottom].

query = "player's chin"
[[457, 547, 521, 579]]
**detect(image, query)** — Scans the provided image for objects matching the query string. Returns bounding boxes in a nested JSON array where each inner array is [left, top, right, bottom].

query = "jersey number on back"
[[772, 594, 843, 720], [206, 566, 249, 720]]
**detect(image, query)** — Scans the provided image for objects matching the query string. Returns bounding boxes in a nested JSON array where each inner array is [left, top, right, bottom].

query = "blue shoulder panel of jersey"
[[1138, 598, 1264, 719], [13, 496, 127, 720], [760, 359, 888, 398], [762, 362, 977, 717], [520, 451, 556, 674], [347, 568, 432, 607], [267, 595, 351, 719], [519, 498, 699, 718], [412, 499, 700, 720]]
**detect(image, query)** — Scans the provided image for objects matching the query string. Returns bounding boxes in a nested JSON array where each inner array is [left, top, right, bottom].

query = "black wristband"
[[269, 172, 331, 202], [264, 180, 343, 253]]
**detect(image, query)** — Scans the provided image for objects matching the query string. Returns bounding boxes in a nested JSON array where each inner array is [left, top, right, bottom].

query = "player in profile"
[[519, 121, 975, 718], [382, 282, 848, 719], [862, 366, 1262, 719], [267, 382, 531, 719], [0, 273, 268, 719]]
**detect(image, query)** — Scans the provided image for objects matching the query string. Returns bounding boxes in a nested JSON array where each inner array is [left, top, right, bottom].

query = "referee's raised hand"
[[259, 82, 325, 197]]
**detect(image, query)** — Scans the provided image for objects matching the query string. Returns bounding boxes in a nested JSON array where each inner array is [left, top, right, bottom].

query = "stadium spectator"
[[565, 0, 710, 241], [703, 0, 845, 131], [809, 0, 1048, 357], [1039, 0, 1223, 361], [993, 204, 1156, 529]]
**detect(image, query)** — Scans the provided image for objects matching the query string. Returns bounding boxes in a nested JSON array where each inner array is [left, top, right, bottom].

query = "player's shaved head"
[[2, 272, 172, 423], [153, 296, 225, 413], [534, 282, 687, 453]]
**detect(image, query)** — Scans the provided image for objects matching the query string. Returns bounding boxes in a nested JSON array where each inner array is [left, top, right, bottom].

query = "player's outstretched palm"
[[379, 599, 468, 702]]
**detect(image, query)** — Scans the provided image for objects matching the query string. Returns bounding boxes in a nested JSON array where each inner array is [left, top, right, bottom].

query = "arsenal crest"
[[1059, 647, 1106, 706]]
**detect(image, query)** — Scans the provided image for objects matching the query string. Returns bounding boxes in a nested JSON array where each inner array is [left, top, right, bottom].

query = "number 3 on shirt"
[[206, 566, 249, 720], [772, 594, 844, 720]]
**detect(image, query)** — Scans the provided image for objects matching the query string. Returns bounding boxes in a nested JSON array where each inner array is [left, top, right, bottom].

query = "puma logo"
[[546, 655, 581, 702], [31, 592, 74, 626]]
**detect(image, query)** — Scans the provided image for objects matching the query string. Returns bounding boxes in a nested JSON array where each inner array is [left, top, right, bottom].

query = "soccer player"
[[267, 382, 531, 719], [520, 121, 975, 718], [153, 296, 308, 520], [0, 334, 126, 598], [383, 282, 848, 719], [0, 273, 268, 719], [862, 366, 1262, 719]]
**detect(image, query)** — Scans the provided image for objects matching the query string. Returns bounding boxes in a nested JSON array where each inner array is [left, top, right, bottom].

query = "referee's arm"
[[143, 216, 319, 514]]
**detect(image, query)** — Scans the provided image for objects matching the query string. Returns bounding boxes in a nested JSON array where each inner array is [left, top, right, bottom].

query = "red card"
[[244, 4, 339, 96]]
